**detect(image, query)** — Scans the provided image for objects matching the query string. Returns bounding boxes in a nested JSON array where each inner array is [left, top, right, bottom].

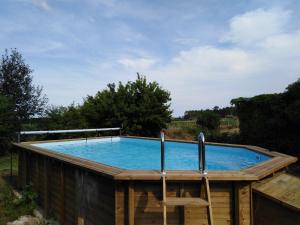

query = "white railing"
[[17, 127, 121, 142]]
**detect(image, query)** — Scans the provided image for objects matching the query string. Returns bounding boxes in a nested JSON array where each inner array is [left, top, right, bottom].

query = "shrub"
[[196, 111, 221, 130]]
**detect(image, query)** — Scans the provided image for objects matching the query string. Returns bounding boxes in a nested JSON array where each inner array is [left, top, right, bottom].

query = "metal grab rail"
[[198, 132, 206, 174], [161, 132, 165, 174], [160, 131, 206, 174], [17, 127, 121, 142]]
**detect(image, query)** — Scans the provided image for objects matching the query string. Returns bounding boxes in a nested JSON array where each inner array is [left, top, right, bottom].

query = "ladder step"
[[164, 197, 209, 207]]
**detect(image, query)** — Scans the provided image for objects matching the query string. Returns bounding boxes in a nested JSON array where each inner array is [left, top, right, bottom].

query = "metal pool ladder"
[[161, 132, 214, 225]]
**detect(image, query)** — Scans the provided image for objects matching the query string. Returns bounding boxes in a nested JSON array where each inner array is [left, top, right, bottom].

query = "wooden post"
[[163, 176, 167, 225], [43, 157, 49, 217], [179, 183, 185, 224], [234, 183, 251, 225], [17, 150, 22, 189], [250, 183, 253, 225], [234, 183, 240, 225], [77, 169, 85, 225], [60, 163, 65, 224], [128, 182, 135, 225], [23, 151, 27, 187], [10, 147, 13, 182]]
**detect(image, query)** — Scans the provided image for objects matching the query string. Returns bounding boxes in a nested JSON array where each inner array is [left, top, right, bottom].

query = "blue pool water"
[[32, 137, 270, 170]]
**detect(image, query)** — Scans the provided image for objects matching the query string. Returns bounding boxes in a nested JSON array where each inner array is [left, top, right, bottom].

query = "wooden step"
[[163, 197, 209, 207]]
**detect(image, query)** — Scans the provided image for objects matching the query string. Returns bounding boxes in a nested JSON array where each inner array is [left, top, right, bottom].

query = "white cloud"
[[146, 8, 300, 115], [16, 5, 299, 116], [221, 8, 291, 46], [31, 0, 51, 11]]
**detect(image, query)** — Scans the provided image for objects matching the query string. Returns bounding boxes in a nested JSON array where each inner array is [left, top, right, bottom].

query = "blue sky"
[[1, 0, 300, 116]]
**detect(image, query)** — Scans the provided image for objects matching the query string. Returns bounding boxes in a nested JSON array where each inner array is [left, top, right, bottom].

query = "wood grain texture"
[[17, 149, 115, 225], [253, 193, 300, 225], [13, 136, 298, 225], [253, 173, 300, 212]]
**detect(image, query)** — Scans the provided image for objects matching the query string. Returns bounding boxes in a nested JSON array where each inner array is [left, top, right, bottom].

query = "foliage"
[[15, 185, 37, 211], [0, 153, 18, 172], [0, 49, 47, 123], [39, 219, 58, 225], [0, 95, 16, 154], [231, 79, 300, 156], [184, 106, 236, 120], [0, 181, 36, 224], [82, 74, 172, 136], [46, 104, 87, 130], [196, 110, 221, 130]]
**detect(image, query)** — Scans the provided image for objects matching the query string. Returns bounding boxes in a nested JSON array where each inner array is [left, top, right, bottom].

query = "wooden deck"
[[253, 173, 300, 212], [253, 173, 300, 225]]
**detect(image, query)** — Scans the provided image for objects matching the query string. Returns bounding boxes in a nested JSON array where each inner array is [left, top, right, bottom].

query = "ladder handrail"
[[160, 132, 165, 174], [160, 131, 206, 174], [198, 132, 206, 174], [161, 131, 213, 225]]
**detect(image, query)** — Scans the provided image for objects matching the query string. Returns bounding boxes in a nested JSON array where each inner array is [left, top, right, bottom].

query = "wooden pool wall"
[[13, 136, 297, 225]]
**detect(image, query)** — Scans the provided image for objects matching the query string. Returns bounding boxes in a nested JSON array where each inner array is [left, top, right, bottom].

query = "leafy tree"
[[0, 95, 16, 154], [46, 104, 87, 130], [196, 111, 221, 130], [0, 49, 47, 123], [184, 106, 236, 120], [231, 79, 300, 156], [82, 74, 172, 136]]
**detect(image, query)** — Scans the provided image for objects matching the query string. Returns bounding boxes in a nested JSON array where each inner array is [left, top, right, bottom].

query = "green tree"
[[0, 49, 47, 123], [46, 104, 87, 130], [82, 74, 172, 136], [196, 111, 221, 130], [231, 79, 300, 156], [0, 95, 16, 154]]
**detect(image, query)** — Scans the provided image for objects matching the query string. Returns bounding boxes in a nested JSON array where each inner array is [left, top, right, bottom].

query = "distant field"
[[168, 120, 197, 129], [165, 117, 239, 140], [220, 117, 239, 133]]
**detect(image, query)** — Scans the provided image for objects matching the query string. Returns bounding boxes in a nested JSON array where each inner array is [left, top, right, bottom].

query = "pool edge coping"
[[12, 136, 298, 181]]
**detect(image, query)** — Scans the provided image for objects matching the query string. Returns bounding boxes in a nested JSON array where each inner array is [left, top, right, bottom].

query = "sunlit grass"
[[0, 154, 18, 173]]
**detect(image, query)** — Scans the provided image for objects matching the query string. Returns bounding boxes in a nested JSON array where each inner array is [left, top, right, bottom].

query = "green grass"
[[0, 153, 35, 225], [220, 117, 239, 128], [0, 154, 18, 172]]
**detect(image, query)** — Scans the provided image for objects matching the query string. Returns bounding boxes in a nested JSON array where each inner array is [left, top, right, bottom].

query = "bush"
[[0, 183, 37, 224], [82, 74, 172, 136], [231, 79, 300, 156], [196, 111, 221, 130], [0, 95, 16, 154], [15, 185, 38, 211]]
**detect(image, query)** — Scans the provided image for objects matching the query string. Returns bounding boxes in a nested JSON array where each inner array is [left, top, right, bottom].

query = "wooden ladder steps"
[[164, 197, 209, 207]]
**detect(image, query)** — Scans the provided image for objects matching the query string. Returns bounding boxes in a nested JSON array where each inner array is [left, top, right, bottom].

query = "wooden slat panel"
[[253, 173, 300, 212], [253, 193, 300, 225]]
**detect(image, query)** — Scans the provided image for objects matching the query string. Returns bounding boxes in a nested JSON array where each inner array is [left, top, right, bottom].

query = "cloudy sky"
[[1, 0, 300, 116]]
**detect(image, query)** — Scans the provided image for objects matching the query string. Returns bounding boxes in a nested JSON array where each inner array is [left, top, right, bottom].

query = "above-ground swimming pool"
[[14, 136, 297, 225], [32, 137, 270, 170]]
